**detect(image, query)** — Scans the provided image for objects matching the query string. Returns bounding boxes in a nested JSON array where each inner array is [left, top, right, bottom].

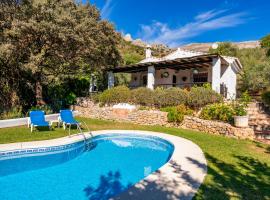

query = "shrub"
[[98, 86, 131, 106], [96, 85, 222, 109], [161, 104, 193, 123], [168, 108, 184, 123], [233, 103, 247, 116], [200, 103, 235, 122], [0, 106, 24, 120], [154, 87, 188, 107], [176, 104, 194, 116], [262, 91, 270, 106], [239, 90, 251, 106], [188, 86, 222, 109], [89, 93, 100, 104], [66, 92, 77, 105], [130, 87, 155, 106], [29, 105, 53, 115], [202, 82, 212, 90], [161, 106, 183, 123]]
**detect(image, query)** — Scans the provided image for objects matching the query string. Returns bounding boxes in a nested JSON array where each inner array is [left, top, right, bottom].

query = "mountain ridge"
[[124, 35, 260, 53], [180, 41, 260, 52]]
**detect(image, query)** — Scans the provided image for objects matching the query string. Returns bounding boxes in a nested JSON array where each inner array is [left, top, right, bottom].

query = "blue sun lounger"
[[28, 110, 51, 132], [59, 110, 80, 130]]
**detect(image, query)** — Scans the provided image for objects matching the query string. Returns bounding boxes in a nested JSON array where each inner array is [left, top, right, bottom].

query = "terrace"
[[107, 48, 242, 99]]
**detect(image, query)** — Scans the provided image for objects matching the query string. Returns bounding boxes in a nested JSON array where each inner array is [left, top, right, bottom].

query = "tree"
[[208, 42, 270, 93], [118, 40, 144, 65], [0, 0, 121, 107], [237, 48, 270, 93], [261, 34, 270, 56], [209, 42, 238, 57]]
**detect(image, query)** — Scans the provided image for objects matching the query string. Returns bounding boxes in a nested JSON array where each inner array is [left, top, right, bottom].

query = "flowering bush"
[[200, 103, 235, 122], [161, 104, 193, 123]]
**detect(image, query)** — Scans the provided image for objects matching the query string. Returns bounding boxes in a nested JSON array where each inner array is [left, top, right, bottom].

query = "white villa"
[[107, 46, 243, 99]]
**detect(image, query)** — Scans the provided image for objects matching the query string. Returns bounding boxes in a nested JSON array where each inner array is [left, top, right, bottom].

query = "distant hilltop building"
[[123, 34, 133, 42]]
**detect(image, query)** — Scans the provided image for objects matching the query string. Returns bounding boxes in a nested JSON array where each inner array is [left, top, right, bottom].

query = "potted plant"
[[233, 91, 251, 128], [233, 103, 249, 128]]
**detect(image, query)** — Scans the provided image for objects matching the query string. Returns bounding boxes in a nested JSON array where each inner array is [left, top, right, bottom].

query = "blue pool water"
[[0, 134, 174, 200]]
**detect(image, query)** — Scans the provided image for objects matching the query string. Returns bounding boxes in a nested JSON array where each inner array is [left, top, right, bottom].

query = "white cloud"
[[195, 9, 227, 22], [101, 0, 114, 19], [138, 9, 249, 47]]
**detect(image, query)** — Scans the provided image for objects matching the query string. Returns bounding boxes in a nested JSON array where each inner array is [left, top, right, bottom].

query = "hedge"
[[97, 86, 222, 108], [188, 86, 222, 109], [98, 86, 131, 106]]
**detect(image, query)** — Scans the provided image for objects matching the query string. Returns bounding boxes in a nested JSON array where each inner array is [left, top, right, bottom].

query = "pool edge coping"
[[0, 130, 207, 200]]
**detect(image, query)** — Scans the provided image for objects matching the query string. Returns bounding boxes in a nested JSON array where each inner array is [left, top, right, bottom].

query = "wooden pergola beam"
[[108, 54, 228, 73]]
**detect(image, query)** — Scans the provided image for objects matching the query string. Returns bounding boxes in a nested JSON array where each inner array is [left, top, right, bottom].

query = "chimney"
[[145, 45, 152, 58]]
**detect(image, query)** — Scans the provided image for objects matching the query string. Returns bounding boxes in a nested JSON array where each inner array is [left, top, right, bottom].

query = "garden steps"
[[248, 113, 270, 119], [247, 102, 270, 139]]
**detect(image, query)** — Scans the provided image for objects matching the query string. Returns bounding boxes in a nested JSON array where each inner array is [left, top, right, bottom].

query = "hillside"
[[123, 34, 260, 55], [120, 36, 261, 65], [181, 41, 260, 52], [118, 40, 173, 65]]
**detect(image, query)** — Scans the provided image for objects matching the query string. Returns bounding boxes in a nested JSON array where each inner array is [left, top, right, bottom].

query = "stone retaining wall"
[[75, 99, 168, 126], [181, 116, 254, 139], [75, 98, 255, 140]]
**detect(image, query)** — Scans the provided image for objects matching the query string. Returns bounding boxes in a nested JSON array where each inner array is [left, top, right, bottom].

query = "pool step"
[[84, 142, 97, 151]]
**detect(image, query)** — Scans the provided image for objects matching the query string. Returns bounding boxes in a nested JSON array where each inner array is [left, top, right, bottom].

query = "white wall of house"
[[128, 64, 238, 99], [130, 68, 210, 88], [147, 66, 155, 90], [220, 64, 237, 99], [211, 58, 221, 94]]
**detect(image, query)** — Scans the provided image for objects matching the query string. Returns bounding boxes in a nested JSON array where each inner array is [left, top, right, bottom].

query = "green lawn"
[[0, 117, 269, 200]]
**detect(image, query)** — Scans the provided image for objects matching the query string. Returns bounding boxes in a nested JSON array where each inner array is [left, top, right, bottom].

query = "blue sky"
[[88, 0, 270, 47]]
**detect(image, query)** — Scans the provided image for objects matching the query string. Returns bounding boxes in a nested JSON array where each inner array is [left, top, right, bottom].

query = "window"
[[193, 72, 208, 83], [172, 75, 177, 86], [142, 75, 147, 86]]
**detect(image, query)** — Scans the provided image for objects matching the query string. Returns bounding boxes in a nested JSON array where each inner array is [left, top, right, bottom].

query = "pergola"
[[108, 54, 228, 73], [106, 53, 241, 97]]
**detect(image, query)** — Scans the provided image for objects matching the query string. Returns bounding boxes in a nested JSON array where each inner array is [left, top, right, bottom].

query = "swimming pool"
[[0, 133, 174, 200]]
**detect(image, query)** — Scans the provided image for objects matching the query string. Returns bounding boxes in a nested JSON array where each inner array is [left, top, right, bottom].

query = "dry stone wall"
[[75, 98, 255, 140], [181, 116, 254, 139], [75, 98, 168, 126]]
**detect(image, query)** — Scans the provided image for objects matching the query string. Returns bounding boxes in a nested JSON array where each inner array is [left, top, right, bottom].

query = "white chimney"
[[145, 45, 152, 58]]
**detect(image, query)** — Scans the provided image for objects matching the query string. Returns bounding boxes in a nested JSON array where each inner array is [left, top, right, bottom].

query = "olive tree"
[[0, 0, 121, 106]]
